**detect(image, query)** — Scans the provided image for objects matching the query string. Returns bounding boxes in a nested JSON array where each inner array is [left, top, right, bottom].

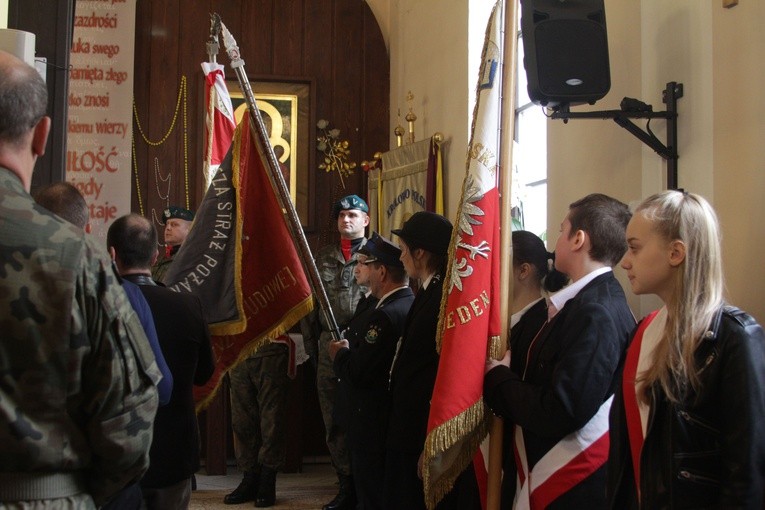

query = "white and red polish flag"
[[423, 3, 504, 509], [201, 61, 236, 188]]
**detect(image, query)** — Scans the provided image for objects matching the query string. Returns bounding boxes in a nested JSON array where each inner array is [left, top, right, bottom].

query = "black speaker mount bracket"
[[550, 82, 683, 190]]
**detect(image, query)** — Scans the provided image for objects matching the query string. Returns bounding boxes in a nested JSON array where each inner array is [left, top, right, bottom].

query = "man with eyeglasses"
[[329, 232, 415, 510]]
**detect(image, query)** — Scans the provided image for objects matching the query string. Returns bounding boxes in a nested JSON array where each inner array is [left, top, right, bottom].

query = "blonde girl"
[[607, 190, 765, 509]]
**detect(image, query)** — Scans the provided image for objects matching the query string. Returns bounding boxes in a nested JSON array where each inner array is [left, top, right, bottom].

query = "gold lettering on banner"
[[444, 290, 490, 330], [242, 267, 298, 318], [456, 306, 470, 324], [468, 142, 497, 175], [470, 298, 484, 317], [445, 311, 456, 329]]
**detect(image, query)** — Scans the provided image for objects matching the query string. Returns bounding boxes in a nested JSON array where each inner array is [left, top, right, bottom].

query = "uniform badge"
[[365, 325, 380, 344]]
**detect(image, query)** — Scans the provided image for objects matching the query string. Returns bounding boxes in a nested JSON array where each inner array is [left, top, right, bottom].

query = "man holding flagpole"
[[329, 232, 415, 509], [484, 193, 635, 509]]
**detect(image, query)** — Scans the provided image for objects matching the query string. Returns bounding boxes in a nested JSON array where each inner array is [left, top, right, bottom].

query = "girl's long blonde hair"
[[636, 191, 724, 403]]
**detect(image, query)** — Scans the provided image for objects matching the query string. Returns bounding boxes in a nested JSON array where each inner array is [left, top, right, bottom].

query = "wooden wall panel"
[[8, 0, 75, 191], [272, 0, 304, 76], [131, 0, 388, 252], [239, 2, 273, 75]]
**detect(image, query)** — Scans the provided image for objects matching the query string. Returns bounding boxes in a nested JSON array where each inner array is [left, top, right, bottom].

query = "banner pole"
[[487, 0, 520, 509], [206, 14, 220, 64], [220, 20, 342, 342]]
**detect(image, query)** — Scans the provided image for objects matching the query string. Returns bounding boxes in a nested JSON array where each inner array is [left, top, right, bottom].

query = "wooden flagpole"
[[487, 0, 519, 508], [219, 20, 342, 343]]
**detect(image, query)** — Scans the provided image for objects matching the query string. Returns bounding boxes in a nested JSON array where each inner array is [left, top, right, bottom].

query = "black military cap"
[[332, 194, 369, 219], [358, 232, 404, 268], [161, 205, 195, 224], [391, 211, 453, 256]]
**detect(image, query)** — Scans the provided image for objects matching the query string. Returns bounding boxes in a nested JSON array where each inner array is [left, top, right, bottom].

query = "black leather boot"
[[322, 474, 356, 510], [254, 467, 277, 507], [223, 470, 259, 505]]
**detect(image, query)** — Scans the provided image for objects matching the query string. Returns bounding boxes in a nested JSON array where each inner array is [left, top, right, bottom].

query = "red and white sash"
[[513, 395, 613, 509], [621, 310, 659, 500]]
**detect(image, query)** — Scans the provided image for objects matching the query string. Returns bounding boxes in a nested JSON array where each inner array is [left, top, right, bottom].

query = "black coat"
[[333, 293, 379, 431], [607, 306, 765, 510], [130, 280, 215, 488], [484, 272, 635, 509], [499, 298, 549, 506], [386, 272, 445, 454], [334, 287, 414, 452]]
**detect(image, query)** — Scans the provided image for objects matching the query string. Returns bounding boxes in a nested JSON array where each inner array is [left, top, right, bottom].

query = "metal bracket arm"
[[549, 82, 683, 189]]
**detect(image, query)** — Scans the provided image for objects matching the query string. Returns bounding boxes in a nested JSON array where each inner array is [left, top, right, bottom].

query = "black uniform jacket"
[[484, 271, 635, 509], [128, 278, 215, 488], [386, 272, 445, 454], [607, 306, 765, 510], [334, 287, 414, 452], [333, 293, 379, 431]]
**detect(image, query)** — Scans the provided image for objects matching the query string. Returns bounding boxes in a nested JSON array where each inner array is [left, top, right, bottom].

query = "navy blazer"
[[484, 271, 635, 509]]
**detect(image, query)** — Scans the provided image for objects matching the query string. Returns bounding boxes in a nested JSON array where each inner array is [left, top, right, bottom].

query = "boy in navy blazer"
[[485, 193, 636, 510]]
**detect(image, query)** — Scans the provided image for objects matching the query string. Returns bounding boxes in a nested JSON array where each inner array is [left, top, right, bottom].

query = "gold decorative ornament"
[[394, 108, 405, 147], [132, 75, 190, 215], [316, 119, 357, 189], [361, 151, 382, 172], [406, 90, 417, 145]]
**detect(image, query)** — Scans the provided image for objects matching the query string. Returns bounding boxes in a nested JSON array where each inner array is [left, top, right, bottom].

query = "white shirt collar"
[[421, 272, 436, 290], [548, 266, 611, 315], [375, 285, 410, 309]]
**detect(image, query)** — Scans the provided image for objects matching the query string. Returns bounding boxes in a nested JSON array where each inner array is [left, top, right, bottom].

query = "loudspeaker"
[[520, 0, 610, 108]]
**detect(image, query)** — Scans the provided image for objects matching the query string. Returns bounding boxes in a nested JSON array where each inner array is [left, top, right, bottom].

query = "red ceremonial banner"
[[179, 114, 313, 410], [423, 3, 504, 508]]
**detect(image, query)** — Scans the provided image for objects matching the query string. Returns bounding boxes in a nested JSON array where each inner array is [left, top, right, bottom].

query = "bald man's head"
[[0, 50, 48, 146], [107, 214, 159, 270]]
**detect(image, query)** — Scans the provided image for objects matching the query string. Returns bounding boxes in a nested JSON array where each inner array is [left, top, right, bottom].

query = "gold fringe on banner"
[[488, 334, 505, 361], [193, 114, 315, 412], [423, 398, 492, 509], [195, 295, 314, 413]]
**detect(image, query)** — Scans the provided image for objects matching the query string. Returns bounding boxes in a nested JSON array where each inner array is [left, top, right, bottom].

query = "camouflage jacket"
[[0, 167, 160, 505], [301, 240, 368, 356], [150, 251, 173, 284]]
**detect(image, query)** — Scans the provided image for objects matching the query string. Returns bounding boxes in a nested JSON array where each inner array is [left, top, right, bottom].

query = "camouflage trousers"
[[229, 345, 290, 472], [317, 333, 351, 476]]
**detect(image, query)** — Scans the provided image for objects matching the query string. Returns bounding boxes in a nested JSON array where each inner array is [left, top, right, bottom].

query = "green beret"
[[332, 194, 369, 219], [161, 206, 195, 224]]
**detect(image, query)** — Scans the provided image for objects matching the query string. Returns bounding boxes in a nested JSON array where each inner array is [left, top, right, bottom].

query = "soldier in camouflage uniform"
[[224, 342, 290, 507], [0, 49, 160, 508], [302, 194, 369, 510]]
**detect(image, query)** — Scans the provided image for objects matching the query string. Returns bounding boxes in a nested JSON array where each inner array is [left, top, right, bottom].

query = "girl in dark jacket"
[[495, 230, 568, 508], [608, 190, 765, 509]]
